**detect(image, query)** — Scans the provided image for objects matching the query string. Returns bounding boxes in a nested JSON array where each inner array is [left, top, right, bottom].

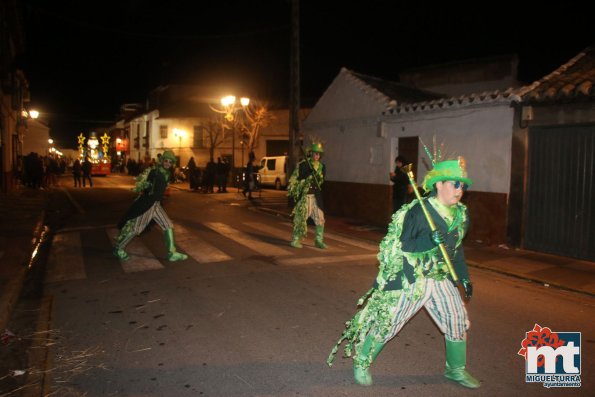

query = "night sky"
[[19, 0, 594, 149]]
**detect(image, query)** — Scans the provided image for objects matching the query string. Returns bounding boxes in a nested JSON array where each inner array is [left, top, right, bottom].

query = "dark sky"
[[19, 0, 594, 148]]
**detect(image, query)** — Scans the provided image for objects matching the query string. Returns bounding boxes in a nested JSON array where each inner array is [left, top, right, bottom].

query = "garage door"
[[525, 124, 595, 261]]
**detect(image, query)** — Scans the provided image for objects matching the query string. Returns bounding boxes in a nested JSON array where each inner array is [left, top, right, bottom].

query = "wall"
[[22, 119, 50, 156], [310, 102, 515, 242]]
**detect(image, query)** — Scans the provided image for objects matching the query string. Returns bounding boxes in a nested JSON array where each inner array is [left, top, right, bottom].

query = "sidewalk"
[[0, 186, 48, 331], [1, 185, 593, 332]]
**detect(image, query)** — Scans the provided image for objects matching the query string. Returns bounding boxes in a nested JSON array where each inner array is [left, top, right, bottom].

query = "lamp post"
[[220, 95, 250, 170], [48, 138, 54, 156]]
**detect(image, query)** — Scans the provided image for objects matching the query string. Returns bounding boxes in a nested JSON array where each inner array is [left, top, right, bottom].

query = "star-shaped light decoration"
[[77, 133, 86, 152], [100, 133, 110, 156]]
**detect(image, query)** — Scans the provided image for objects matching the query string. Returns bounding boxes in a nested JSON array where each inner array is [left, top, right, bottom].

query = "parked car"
[[257, 155, 287, 190]]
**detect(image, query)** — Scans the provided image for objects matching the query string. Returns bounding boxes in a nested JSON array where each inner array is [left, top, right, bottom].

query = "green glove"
[[431, 230, 444, 246], [461, 279, 473, 299]]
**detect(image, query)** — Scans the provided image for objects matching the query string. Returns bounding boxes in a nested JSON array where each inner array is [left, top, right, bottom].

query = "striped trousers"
[[306, 194, 325, 226], [379, 278, 469, 342], [131, 201, 174, 235]]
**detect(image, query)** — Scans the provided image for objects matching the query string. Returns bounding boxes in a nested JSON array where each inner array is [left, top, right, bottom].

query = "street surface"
[[10, 174, 595, 396]]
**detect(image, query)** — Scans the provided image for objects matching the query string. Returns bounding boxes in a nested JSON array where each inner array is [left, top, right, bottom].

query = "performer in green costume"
[[113, 150, 188, 262], [327, 156, 480, 389], [287, 142, 327, 249]]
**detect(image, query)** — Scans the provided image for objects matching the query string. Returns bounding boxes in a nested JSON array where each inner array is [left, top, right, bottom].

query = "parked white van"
[[258, 155, 288, 190]]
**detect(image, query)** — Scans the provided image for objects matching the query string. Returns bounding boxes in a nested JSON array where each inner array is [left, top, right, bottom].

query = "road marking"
[[45, 232, 87, 283], [174, 224, 232, 263], [323, 231, 379, 251], [107, 229, 164, 272], [242, 222, 345, 252], [277, 253, 378, 266], [280, 222, 379, 251], [204, 222, 292, 257]]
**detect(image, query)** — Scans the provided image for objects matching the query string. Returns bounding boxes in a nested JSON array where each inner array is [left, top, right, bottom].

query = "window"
[[193, 126, 205, 148], [160, 125, 168, 139], [267, 159, 276, 170]]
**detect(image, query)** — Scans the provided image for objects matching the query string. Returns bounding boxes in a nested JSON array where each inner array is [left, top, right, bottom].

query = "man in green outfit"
[[288, 142, 327, 249], [113, 150, 188, 262], [327, 156, 480, 389]]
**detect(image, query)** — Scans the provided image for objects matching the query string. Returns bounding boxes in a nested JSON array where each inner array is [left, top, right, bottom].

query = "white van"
[[258, 155, 287, 190]]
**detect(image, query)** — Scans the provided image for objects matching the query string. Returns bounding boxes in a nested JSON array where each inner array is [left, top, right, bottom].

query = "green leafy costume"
[[327, 157, 480, 389], [113, 151, 188, 262], [287, 143, 327, 248]]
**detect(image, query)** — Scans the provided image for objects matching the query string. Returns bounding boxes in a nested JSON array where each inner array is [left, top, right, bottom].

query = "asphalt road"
[[9, 175, 595, 396]]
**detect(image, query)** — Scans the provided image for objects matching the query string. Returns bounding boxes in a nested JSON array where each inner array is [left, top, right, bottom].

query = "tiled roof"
[[342, 68, 519, 115], [346, 69, 443, 105], [385, 88, 518, 115], [516, 45, 595, 103]]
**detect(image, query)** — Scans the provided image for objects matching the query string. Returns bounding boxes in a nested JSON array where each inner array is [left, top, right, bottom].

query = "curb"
[[0, 209, 47, 331], [466, 260, 595, 298]]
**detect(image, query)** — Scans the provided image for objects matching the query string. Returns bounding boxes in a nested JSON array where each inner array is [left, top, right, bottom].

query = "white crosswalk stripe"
[[174, 224, 232, 263], [107, 228, 164, 272], [242, 222, 346, 252], [45, 232, 87, 283], [204, 222, 292, 257], [280, 222, 379, 251], [45, 221, 377, 282]]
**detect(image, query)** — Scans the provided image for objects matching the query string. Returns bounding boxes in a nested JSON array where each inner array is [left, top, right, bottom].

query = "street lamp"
[[219, 95, 249, 169]]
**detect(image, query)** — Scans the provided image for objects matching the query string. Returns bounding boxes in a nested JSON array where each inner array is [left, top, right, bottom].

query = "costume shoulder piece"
[[375, 200, 417, 290], [132, 166, 156, 193], [287, 162, 308, 200]]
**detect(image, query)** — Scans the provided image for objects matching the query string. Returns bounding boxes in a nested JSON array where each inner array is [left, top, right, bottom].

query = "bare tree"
[[239, 101, 275, 153], [200, 118, 228, 162]]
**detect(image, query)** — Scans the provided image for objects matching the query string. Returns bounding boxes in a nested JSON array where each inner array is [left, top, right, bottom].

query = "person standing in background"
[[82, 156, 93, 187], [72, 159, 82, 187], [390, 155, 408, 213]]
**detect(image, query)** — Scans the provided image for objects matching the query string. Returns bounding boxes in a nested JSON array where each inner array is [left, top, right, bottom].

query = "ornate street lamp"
[[218, 95, 249, 169]]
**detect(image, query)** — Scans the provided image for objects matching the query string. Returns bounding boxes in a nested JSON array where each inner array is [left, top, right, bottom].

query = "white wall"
[[310, 103, 515, 194], [389, 105, 514, 193], [22, 119, 50, 156]]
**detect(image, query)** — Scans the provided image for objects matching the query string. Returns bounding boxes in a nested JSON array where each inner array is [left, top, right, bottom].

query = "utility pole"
[[288, 0, 300, 181]]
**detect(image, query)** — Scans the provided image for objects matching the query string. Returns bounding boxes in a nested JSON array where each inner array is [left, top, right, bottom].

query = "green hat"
[[161, 150, 176, 165], [310, 142, 324, 153], [422, 156, 473, 192]]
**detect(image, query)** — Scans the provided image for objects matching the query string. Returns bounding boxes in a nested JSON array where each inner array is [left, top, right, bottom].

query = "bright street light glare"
[[221, 95, 236, 106]]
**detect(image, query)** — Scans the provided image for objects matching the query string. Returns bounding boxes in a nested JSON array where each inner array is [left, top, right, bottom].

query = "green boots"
[[353, 335, 385, 386], [444, 339, 481, 388], [114, 227, 187, 262], [314, 225, 328, 249], [164, 228, 188, 261], [290, 235, 303, 248], [113, 225, 135, 261], [290, 225, 328, 249]]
